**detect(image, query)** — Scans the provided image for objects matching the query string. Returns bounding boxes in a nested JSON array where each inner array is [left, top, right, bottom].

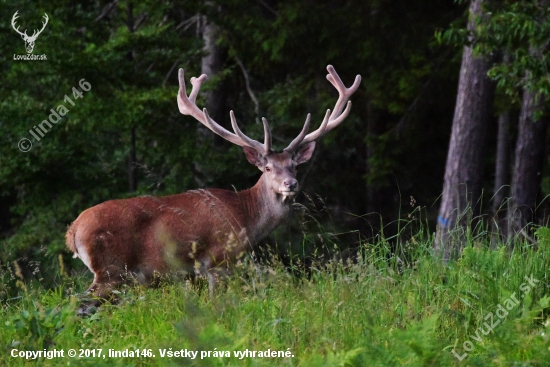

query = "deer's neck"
[[238, 174, 291, 245]]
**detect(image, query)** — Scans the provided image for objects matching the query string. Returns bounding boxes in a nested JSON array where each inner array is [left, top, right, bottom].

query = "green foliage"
[[1, 226, 550, 366], [437, 0, 550, 107], [5, 297, 75, 351]]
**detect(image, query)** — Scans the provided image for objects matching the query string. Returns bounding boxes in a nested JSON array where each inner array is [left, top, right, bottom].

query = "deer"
[[66, 65, 360, 310], [11, 11, 49, 54]]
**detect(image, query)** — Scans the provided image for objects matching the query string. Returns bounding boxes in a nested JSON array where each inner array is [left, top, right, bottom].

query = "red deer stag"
[[66, 65, 360, 305]]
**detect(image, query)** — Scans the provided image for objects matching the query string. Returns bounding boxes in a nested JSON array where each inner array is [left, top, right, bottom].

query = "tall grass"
[[1, 223, 550, 366]]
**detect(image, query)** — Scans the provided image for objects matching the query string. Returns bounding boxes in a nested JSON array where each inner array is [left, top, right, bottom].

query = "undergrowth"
[[1, 225, 550, 366]]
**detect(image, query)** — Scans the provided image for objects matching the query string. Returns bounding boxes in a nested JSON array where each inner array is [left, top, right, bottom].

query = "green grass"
[[2, 226, 550, 366]]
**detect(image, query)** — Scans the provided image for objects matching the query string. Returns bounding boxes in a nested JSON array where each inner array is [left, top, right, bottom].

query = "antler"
[[11, 11, 27, 38], [177, 68, 271, 154], [284, 65, 361, 152], [11, 12, 48, 40]]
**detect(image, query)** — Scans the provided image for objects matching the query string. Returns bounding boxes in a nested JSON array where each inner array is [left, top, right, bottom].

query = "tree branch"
[[234, 55, 260, 123]]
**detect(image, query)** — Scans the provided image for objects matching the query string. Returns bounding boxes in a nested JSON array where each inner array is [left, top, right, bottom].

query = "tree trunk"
[[493, 112, 511, 210], [200, 15, 226, 122], [508, 90, 548, 237], [507, 0, 549, 239], [491, 111, 512, 239], [194, 12, 227, 186], [434, 0, 495, 261], [492, 52, 513, 216]]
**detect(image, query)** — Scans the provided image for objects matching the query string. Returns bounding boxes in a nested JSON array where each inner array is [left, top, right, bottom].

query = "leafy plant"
[[5, 298, 75, 350]]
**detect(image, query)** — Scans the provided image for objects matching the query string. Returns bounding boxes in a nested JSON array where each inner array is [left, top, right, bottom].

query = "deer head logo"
[[11, 11, 49, 54]]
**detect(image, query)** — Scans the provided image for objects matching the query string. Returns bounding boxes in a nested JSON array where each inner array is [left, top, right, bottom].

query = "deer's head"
[[12, 11, 49, 54], [241, 138, 316, 201], [176, 65, 361, 202]]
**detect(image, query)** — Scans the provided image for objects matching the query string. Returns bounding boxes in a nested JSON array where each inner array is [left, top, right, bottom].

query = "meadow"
[[2, 221, 550, 366]]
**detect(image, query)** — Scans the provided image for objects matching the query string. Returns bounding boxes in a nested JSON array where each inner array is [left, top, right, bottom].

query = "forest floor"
[[2, 226, 550, 366]]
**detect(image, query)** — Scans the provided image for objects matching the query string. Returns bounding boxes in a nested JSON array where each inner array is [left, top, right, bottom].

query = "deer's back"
[[66, 189, 250, 274]]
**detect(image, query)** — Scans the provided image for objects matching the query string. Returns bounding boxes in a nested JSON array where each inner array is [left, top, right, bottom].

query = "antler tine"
[[201, 109, 249, 147], [284, 111, 334, 152], [11, 11, 27, 37], [230, 111, 271, 153], [177, 69, 206, 122], [302, 108, 332, 144], [284, 113, 312, 152], [37, 13, 49, 34], [261, 117, 272, 152], [303, 100, 353, 144], [188, 75, 205, 104], [325, 64, 361, 123], [329, 100, 352, 125]]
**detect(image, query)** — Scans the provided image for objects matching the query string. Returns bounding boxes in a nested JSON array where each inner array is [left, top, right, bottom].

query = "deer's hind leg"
[[74, 233, 128, 315]]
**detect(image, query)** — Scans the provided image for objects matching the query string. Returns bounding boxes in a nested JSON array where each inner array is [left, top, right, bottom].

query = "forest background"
[[1, 0, 549, 288]]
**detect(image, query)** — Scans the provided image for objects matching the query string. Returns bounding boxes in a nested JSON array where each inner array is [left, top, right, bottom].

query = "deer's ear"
[[294, 141, 316, 165], [243, 146, 264, 170]]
